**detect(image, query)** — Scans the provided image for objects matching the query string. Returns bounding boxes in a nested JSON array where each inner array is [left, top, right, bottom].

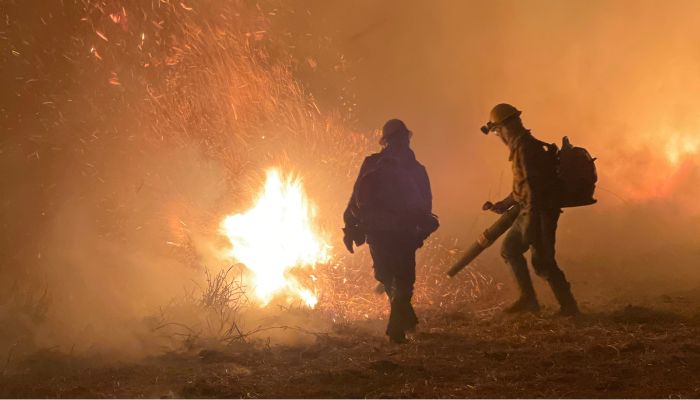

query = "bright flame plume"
[[665, 132, 700, 166], [220, 169, 330, 308]]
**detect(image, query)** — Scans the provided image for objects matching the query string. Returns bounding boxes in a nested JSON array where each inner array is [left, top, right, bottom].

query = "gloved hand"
[[343, 225, 366, 253], [342, 229, 355, 254], [490, 200, 511, 214], [483, 198, 513, 214], [342, 226, 365, 254]]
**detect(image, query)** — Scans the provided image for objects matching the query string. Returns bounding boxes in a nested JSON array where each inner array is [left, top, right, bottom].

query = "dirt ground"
[[3, 294, 700, 399]]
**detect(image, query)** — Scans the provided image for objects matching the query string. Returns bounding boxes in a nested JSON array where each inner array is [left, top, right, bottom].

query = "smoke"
[[281, 0, 700, 201], [3, 0, 700, 358], [0, 0, 378, 357], [273, 0, 700, 298]]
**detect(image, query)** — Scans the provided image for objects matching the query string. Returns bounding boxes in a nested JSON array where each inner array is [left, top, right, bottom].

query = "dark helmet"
[[381, 119, 411, 146], [480, 103, 522, 134]]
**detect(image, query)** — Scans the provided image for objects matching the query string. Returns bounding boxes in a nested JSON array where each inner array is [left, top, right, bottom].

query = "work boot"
[[548, 274, 579, 316], [554, 295, 579, 316], [387, 294, 417, 333], [388, 331, 408, 344], [555, 304, 579, 317], [505, 257, 539, 313], [504, 296, 541, 314], [386, 294, 417, 344]]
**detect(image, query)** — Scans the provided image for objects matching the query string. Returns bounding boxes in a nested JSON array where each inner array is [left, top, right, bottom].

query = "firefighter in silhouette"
[[482, 104, 579, 316], [342, 119, 438, 343]]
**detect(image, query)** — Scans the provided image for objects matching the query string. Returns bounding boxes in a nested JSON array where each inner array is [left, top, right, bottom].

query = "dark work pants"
[[501, 208, 573, 303], [368, 233, 419, 337]]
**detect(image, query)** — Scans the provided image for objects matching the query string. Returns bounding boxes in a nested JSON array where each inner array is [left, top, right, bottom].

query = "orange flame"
[[664, 132, 700, 166], [220, 169, 330, 308], [606, 130, 700, 207]]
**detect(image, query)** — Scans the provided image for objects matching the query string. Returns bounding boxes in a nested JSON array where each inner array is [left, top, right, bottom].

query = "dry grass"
[[315, 237, 504, 323], [2, 0, 502, 365], [3, 300, 700, 398]]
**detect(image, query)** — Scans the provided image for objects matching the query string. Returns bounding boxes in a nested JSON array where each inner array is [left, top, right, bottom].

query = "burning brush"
[[219, 169, 331, 309]]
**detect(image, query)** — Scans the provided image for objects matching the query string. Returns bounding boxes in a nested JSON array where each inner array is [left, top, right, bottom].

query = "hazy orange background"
[[277, 0, 700, 219], [2, 0, 699, 356]]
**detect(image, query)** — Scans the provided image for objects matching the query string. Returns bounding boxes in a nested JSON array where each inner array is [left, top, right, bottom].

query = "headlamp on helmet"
[[480, 103, 522, 135]]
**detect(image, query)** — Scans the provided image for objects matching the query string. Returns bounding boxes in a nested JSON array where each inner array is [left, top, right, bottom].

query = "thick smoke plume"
[[274, 0, 700, 299]]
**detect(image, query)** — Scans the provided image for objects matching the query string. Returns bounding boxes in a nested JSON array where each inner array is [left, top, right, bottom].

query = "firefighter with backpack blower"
[[480, 103, 596, 316], [342, 119, 439, 343]]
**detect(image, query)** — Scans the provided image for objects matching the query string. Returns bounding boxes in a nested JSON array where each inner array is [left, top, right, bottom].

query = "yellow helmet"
[[480, 103, 522, 134]]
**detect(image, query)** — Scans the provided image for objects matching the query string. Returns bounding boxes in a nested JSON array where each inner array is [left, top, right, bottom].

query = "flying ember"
[[220, 169, 330, 308]]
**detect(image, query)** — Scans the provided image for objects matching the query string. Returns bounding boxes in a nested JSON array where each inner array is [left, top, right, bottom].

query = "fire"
[[604, 129, 700, 204], [664, 132, 700, 165], [220, 169, 330, 308]]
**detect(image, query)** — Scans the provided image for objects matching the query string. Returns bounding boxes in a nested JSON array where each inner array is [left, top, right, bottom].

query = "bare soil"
[[3, 296, 700, 399]]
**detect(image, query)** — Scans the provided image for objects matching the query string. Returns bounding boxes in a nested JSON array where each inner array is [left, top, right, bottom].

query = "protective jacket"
[[343, 144, 432, 237], [508, 131, 559, 211]]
